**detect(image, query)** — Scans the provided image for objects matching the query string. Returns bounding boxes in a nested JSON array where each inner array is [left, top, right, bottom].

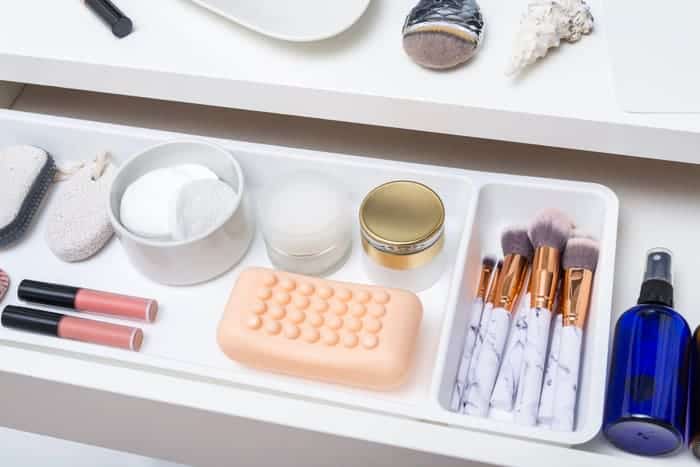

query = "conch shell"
[[507, 0, 594, 76]]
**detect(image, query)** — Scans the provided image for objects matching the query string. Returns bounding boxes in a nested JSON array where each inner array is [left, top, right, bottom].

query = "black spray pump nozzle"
[[638, 248, 674, 307]]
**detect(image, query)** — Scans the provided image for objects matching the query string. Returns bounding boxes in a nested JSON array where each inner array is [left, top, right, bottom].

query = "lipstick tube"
[[18, 280, 157, 322], [2, 305, 143, 351]]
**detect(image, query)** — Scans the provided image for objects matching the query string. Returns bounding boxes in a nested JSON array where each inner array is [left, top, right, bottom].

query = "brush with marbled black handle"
[[402, 0, 485, 69], [463, 227, 532, 416], [551, 237, 599, 431], [514, 209, 573, 426], [450, 256, 498, 411]]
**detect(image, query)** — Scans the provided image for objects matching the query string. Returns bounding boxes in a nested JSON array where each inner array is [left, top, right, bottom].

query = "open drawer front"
[[0, 107, 648, 466]]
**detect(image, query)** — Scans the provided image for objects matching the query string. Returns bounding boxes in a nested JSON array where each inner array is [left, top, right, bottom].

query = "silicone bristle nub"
[[528, 208, 574, 251], [0, 268, 8, 302], [501, 227, 534, 261], [563, 237, 600, 272], [482, 255, 497, 270], [0, 154, 56, 247]]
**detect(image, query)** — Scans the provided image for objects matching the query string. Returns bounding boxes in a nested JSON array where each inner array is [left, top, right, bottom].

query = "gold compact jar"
[[359, 180, 446, 292]]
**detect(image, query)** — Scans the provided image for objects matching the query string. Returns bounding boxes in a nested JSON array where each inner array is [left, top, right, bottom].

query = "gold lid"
[[359, 181, 445, 253]]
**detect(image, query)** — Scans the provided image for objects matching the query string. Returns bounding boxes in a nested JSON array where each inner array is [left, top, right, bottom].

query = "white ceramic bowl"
[[108, 140, 254, 285]]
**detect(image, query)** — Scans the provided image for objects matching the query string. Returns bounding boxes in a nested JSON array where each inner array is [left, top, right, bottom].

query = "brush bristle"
[[496, 259, 503, 269], [563, 237, 600, 271], [482, 255, 497, 269], [528, 208, 574, 250], [501, 226, 534, 260]]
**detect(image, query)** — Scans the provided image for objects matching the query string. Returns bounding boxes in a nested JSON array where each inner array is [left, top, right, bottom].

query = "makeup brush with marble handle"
[[489, 267, 533, 413], [551, 237, 599, 431], [450, 255, 498, 411], [514, 209, 573, 425], [536, 281, 563, 426], [459, 259, 503, 411], [463, 228, 532, 416]]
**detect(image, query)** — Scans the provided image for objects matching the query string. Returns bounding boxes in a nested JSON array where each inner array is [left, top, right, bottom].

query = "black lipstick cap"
[[85, 0, 133, 38], [18, 280, 79, 309], [2, 306, 62, 336]]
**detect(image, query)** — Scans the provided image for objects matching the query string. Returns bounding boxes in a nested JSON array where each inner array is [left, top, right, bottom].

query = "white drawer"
[[1, 85, 699, 467]]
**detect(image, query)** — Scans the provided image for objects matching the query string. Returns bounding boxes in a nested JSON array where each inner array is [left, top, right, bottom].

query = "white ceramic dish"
[[108, 140, 254, 285], [188, 0, 372, 42], [0, 110, 618, 446]]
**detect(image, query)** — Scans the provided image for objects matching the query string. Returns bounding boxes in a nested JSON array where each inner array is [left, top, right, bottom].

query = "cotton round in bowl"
[[259, 171, 352, 276], [171, 179, 238, 241], [119, 164, 219, 238]]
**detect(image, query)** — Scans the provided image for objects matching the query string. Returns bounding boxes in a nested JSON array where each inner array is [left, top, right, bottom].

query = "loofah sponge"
[[46, 160, 116, 262], [0, 145, 56, 247]]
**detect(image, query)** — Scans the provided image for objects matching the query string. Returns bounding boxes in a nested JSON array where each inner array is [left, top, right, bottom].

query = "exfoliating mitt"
[[0, 145, 56, 247]]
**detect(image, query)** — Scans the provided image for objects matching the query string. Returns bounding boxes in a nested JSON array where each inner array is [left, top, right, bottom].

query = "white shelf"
[[0, 1, 699, 164]]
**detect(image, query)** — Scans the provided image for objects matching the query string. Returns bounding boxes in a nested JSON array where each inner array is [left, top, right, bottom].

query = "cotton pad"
[[119, 164, 216, 239], [46, 162, 116, 262], [0, 145, 56, 247], [171, 179, 237, 241]]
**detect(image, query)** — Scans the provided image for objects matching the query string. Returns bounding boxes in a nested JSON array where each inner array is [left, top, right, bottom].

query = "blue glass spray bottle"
[[603, 248, 691, 456]]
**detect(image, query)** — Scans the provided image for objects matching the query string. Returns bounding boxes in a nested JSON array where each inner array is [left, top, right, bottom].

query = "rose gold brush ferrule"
[[495, 255, 529, 312], [561, 268, 594, 328], [529, 246, 561, 310], [485, 263, 503, 305], [475, 263, 495, 301]]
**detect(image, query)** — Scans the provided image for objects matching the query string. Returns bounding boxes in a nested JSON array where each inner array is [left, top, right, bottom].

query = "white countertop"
[[1, 0, 699, 164]]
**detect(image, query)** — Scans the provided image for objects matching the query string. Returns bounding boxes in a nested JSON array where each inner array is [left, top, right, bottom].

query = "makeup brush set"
[[451, 208, 599, 432]]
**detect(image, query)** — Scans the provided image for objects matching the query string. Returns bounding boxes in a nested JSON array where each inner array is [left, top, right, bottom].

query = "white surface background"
[[1, 0, 700, 162], [2, 84, 700, 466], [0, 428, 184, 467]]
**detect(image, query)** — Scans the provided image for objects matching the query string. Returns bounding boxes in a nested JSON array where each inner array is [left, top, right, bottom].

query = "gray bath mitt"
[[46, 154, 115, 262], [0, 145, 56, 247]]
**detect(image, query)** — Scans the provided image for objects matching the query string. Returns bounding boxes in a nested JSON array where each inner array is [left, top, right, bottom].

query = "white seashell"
[[506, 0, 594, 76]]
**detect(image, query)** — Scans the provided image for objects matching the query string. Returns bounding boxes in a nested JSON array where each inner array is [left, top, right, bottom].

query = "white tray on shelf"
[[0, 109, 617, 447]]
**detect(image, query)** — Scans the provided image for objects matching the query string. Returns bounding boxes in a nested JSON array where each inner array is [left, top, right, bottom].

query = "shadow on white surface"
[[0, 428, 188, 467]]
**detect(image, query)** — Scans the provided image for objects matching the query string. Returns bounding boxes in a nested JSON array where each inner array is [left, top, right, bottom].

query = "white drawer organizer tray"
[[0, 110, 618, 447]]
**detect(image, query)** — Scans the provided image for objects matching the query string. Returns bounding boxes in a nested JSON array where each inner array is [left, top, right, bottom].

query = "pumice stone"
[[402, 0, 485, 70]]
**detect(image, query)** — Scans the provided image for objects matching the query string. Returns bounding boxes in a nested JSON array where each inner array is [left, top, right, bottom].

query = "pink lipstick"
[[2, 305, 143, 351], [18, 280, 157, 322]]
